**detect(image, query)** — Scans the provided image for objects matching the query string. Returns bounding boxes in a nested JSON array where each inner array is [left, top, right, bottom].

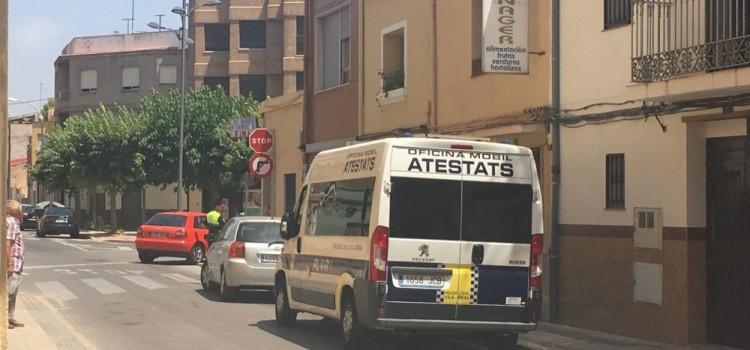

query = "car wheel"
[[274, 276, 297, 326], [483, 333, 519, 350], [186, 244, 204, 265], [36, 229, 45, 238], [219, 271, 237, 301], [200, 263, 212, 291], [138, 251, 155, 264], [340, 292, 369, 349]]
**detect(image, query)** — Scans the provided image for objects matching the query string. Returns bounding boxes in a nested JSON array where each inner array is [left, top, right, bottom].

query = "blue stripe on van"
[[476, 266, 528, 305]]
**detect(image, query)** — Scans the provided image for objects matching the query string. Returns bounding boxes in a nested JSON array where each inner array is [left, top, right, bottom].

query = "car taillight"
[[370, 226, 389, 282], [175, 230, 186, 239], [530, 234, 544, 289], [136, 227, 143, 237], [229, 241, 245, 258], [43, 217, 54, 223]]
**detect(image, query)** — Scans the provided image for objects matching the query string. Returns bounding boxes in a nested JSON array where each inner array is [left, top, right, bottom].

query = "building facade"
[[189, 0, 305, 101], [559, 0, 750, 347], [53, 31, 195, 228]]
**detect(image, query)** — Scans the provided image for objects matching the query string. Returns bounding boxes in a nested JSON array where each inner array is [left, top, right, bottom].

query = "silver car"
[[201, 217, 283, 300]]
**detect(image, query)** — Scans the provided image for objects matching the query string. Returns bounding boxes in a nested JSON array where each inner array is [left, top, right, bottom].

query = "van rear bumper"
[[376, 318, 536, 332]]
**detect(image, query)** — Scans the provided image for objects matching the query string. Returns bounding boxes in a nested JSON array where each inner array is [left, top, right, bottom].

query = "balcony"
[[632, 0, 750, 83]]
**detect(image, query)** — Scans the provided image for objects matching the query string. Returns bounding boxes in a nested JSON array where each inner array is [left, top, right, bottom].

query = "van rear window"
[[390, 177, 532, 243]]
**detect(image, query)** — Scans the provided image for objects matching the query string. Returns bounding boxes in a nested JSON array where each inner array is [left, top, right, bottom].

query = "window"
[[145, 214, 186, 227], [204, 23, 230, 51], [296, 16, 304, 55], [634, 207, 662, 250], [194, 216, 207, 229], [606, 153, 625, 208], [390, 178, 532, 243], [318, 6, 350, 89], [471, 0, 482, 75], [239, 20, 267, 49], [122, 67, 140, 91], [203, 77, 229, 94], [159, 65, 177, 84], [604, 0, 632, 30], [284, 173, 297, 213], [236, 222, 282, 243], [80, 70, 97, 93], [239, 75, 267, 101], [306, 178, 375, 236], [296, 72, 304, 91], [381, 22, 406, 94], [217, 220, 239, 241]]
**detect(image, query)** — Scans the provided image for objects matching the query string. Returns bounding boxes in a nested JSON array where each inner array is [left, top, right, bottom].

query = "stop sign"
[[249, 128, 273, 153]]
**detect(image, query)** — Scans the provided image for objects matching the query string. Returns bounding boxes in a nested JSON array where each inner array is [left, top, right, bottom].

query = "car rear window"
[[390, 177, 532, 243], [236, 222, 281, 243], [145, 214, 186, 227], [45, 207, 74, 216]]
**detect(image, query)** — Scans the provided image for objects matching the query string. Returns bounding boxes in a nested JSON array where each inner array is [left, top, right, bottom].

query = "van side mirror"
[[280, 212, 299, 240]]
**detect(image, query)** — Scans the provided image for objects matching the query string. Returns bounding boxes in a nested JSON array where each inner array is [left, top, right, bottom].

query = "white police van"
[[275, 137, 543, 349]]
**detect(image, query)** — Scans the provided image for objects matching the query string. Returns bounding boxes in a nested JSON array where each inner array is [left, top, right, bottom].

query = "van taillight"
[[136, 227, 143, 237], [229, 241, 245, 258], [370, 226, 389, 282], [530, 234, 543, 288]]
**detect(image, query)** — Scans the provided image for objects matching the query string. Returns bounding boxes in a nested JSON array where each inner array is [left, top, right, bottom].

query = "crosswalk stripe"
[[82, 278, 126, 295], [162, 273, 200, 284], [122, 275, 167, 290], [35, 281, 78, 301]]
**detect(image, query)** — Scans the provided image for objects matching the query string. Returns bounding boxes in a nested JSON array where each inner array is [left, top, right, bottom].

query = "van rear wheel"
[[340, 293, 369, 349], [274, 277, 297, 326], [483, 333, 519, 349]]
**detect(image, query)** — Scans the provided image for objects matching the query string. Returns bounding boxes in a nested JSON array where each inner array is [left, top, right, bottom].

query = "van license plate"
[[260, 255, 277, 264], [397, 274, 445, 289]]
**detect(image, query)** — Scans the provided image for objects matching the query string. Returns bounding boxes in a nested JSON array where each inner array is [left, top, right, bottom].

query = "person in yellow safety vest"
[[206, 199, 226, 246]]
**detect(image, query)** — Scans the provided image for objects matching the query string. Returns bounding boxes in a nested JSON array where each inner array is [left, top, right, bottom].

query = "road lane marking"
[[122, 275, 167, 290], [25, 262, 129, 270], [125, 269, 144, 274], [118, 246, 133, 251], [82, 278, 127, 295], [103, 269, 127, 275], [19, 295, 98, 349], [162, 273, 200, 284], [78, 269, 98, 275], [35, 281, 78, 302], [54, 268, 79, 275]]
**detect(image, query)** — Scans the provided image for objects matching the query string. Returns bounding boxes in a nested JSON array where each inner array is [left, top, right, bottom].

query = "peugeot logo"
[[418, 244, 429, 257]]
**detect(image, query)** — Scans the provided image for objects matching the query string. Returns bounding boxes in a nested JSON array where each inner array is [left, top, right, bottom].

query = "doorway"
[[706, 136, 750, 349]]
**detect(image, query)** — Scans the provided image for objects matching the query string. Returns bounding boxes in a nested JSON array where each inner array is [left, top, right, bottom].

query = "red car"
[[135, 212, 209, 265]]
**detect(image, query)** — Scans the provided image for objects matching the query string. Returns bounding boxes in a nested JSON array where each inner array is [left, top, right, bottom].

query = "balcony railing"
[[632, 0, 750, 82]]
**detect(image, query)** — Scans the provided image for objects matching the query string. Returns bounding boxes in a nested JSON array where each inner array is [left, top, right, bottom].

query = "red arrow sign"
[[249, 153, 274, 178], [249, 128, 273, 153]]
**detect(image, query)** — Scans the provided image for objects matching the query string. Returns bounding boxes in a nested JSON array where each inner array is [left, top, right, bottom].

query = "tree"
[[32, 106, 148, 231], [139, 87, 259, 194]]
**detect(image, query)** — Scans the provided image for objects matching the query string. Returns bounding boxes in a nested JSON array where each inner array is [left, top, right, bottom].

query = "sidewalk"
[[522, 322, 740, 350], [87, 230, 136, 243], [8, 295, 96, 350]]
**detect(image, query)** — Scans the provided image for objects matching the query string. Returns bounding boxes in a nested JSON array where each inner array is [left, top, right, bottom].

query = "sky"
[[8, 0, 184, 117]]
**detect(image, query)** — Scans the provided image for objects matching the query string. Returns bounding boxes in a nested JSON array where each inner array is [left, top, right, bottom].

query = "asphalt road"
[[9, 231, 680, 350]]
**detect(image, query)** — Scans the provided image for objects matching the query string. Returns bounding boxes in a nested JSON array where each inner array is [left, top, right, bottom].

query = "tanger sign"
[[482, 0, 529, 74], [391, 147, 531, 180]]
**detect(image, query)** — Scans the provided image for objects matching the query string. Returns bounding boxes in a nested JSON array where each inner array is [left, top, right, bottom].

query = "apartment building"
[[53, 31, 201, 228], [189, 0, 305, 101], [559, 0, 750, 347]]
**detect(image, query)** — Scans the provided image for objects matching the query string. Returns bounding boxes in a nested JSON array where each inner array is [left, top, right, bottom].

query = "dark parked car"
[[37, 207, 80, 238], [21, 204, 38, 231]]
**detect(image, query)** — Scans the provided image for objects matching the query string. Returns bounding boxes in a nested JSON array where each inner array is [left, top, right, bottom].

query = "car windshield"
[[45, 207, 74, 216], [22, 205, 34, 214], [236, 222, 282, 243], [145, 214, 187, 228]]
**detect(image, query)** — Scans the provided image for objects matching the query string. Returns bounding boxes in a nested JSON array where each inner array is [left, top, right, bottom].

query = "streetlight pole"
[[177, 0, 187, 212]]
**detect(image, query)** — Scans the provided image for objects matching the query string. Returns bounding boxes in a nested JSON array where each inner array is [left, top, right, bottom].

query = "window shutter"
[[81, 70, 97, 92], [160, 65, 177, 84], [122, 67, 140, 89]]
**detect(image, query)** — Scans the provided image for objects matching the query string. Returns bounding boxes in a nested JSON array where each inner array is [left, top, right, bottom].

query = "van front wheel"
[[340, 293, 369, 349], [274, 277, 297, 326]]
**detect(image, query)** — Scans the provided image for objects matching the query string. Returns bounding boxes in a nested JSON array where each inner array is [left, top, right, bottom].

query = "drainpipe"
[[549, 0, 561, 322], [358, 0, 366, 136], [431, 0, 438, 129]]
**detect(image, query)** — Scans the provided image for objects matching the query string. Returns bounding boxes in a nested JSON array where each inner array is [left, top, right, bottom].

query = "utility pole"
[[131, 0, 136, 33], [549, 0, 561, 322], [1, 0, 11, 346]]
